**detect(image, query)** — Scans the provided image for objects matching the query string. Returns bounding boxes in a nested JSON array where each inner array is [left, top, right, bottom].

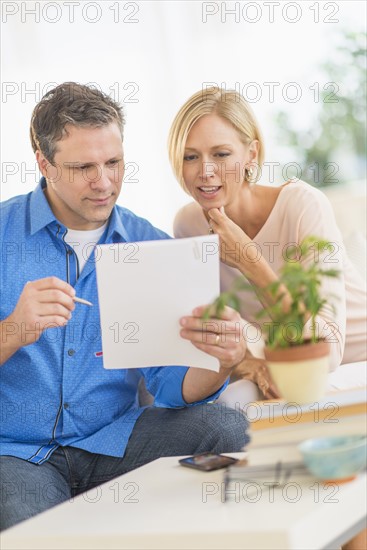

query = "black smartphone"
[[179, 452, 238, 471]]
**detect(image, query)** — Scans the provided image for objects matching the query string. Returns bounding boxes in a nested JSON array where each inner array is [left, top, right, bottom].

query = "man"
[[0, 82, 249, 530]]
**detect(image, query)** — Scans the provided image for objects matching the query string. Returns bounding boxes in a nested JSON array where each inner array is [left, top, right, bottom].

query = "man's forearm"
[[182, 347, 261, 403], [182, 365, 232, 403], [0, 319, 21, 366]]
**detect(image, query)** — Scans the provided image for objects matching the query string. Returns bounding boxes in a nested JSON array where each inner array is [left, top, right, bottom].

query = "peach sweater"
[[174, 180, 367, 371]]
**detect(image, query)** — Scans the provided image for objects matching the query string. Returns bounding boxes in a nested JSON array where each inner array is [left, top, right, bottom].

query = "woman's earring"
[[246, 167, 254, 181]]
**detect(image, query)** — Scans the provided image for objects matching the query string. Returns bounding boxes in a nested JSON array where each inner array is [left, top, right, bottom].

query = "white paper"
[[96, 235, 220, 372]]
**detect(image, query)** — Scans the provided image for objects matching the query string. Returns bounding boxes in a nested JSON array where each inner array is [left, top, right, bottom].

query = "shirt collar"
[[30, 177, 129, 242], [105, 206, 129, 242], [30, 178, 58, 235]]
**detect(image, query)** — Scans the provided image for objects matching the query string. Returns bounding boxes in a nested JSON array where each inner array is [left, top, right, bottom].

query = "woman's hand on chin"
[[207, 207, 255, 272]]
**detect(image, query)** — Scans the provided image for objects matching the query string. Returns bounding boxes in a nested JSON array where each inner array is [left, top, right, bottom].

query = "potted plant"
[[204, 236, 340, 404]]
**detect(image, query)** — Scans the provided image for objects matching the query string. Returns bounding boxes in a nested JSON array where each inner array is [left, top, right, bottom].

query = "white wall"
[[1, 0, 366, 234]]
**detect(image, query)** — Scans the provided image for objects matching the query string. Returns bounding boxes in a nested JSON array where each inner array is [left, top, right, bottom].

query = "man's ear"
[[36, 150, 51, 178]]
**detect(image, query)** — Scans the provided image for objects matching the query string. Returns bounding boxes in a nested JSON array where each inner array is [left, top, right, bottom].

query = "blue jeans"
[[0, 403, 249, 531]]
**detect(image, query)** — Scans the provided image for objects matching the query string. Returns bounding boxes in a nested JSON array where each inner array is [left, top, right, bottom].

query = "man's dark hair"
[[30, 82, 125, 163]]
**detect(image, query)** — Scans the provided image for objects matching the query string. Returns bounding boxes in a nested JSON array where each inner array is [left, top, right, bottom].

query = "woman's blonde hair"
[[168, 86, 265, 193]]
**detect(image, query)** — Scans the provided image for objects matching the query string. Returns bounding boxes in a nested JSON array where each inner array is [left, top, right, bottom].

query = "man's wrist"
[[0, 318, 21, 364]]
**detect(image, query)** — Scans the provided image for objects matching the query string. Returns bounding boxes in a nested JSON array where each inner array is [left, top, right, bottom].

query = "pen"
[[73, 296, 93, 306]]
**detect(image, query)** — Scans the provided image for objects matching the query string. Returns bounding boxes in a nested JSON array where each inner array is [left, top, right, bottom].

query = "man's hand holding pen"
[[1, 277, 78, 359]]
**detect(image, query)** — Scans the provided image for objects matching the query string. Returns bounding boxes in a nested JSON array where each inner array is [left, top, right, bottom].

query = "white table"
[[1, 450, 366, 550]]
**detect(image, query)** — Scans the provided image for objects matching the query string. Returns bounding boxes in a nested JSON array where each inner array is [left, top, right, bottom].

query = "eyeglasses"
[[222, 460, 309, 503]]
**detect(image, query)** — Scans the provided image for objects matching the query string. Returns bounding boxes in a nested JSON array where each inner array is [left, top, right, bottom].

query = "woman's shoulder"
[[281, 178, 330, 200], [174, 201, 207, 237], [275, 179, 343, 243], [279, 179, 335, 214]]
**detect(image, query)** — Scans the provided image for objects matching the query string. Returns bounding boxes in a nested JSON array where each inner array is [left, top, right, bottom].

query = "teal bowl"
[[298, 435, 367, 482]]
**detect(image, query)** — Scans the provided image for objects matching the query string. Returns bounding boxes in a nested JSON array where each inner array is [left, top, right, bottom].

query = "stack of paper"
[[245, 387, 367, 449]]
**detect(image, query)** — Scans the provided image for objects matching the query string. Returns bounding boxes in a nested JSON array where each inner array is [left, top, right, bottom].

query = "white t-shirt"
[[64, 223, 107, 273]]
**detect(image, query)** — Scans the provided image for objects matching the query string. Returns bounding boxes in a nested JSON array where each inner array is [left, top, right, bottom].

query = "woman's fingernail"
[[180, 318, 187, 326]]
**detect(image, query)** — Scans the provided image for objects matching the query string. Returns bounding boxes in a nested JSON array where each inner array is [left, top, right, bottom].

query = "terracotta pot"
[[264, 341, 330, 405]]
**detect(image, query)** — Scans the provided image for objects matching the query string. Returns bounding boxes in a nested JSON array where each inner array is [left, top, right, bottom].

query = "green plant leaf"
[[202, 236, 340, 349]]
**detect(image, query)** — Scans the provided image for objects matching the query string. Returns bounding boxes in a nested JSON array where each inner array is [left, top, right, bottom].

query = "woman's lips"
[[197, 186, 222, 199]]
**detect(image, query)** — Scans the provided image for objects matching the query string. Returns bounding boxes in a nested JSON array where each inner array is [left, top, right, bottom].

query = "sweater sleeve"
[[173, 202, 207, 238], [295, 189, 346, 371]]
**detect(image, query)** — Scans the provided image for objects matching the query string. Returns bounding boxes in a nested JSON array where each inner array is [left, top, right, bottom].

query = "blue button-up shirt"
[[0, 179, 226, 463]]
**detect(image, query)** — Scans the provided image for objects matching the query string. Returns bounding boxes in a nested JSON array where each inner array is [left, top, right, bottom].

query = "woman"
[[168, 87, 366, 404]]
